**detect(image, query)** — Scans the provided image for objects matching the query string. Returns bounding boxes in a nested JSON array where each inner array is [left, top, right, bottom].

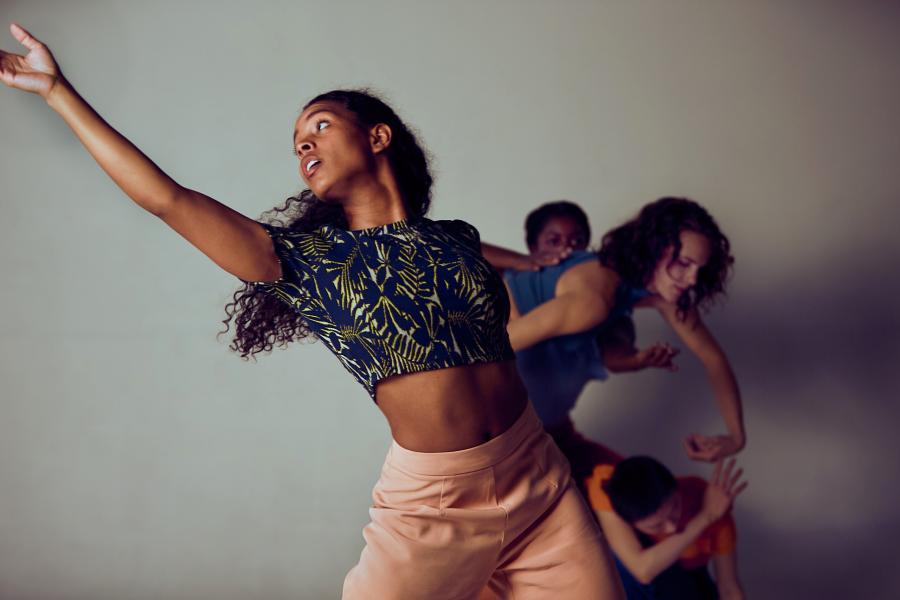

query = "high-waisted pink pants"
[[342, 403, 624, 600]]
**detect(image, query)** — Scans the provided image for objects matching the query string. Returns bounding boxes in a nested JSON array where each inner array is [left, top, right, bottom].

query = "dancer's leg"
[[483, 409, 625, 600], [344, 404, 624, 600], [341, 449, 504, 600]]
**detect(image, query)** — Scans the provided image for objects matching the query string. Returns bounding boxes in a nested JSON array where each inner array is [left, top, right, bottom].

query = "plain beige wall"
[[1, 1, 898, 598]]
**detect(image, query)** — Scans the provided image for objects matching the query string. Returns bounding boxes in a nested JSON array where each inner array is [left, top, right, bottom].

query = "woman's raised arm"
[[1, 24, 280, 282]]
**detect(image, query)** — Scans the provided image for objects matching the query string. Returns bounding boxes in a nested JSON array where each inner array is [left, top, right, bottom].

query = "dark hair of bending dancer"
[[586, 456, 747, 600], [497, 198, 744, 464], [1, 24, 625, 599]]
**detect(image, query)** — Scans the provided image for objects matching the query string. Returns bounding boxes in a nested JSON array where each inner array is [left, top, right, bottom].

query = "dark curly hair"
[[524, 200, 591, 250], [597, 197, 733, 318], [220, 89, 433, 357]]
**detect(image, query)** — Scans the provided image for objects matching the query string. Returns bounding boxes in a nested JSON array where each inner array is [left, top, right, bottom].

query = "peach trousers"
[[342, 402, 624, 600]]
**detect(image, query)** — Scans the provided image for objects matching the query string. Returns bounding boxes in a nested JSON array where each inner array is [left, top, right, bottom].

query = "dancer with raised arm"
[[1, 24, 623, 600], [492, 199, 744, 492]]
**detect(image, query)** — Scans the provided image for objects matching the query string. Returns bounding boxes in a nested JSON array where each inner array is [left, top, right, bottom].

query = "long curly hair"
[[597, 197, 733, 317], [220, 89, 433, 357]]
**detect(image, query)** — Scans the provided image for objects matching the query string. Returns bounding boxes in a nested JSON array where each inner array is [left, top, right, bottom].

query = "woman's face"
[[632, 490, 683, 537], [530, 216, 589, 257], [646, 230, 711, 303], [293, 101, 378, 200]]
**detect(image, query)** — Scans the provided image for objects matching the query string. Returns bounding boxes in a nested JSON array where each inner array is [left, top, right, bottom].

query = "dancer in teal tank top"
[[485, 199, 746, 493]]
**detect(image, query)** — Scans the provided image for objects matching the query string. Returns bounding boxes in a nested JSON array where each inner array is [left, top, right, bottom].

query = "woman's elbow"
[[633, 569, 655, 586], [145, 186, 184, 219]]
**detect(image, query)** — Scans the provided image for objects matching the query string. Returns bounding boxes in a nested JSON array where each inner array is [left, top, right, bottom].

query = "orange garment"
[[586, 464, 736, 570]]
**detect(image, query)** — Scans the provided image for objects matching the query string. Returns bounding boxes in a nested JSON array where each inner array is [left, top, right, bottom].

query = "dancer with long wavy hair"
[[1, 24, 623, 599]]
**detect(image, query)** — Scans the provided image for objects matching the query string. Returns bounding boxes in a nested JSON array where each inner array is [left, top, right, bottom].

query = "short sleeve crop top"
[[504, 251, 650, 427], [257, 217, 515, 399]]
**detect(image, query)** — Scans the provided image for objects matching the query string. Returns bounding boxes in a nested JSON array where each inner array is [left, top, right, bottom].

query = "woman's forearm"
[[704, 355, 745, 445], [43, 79, 280, 281], [4, 25, 278, 282], [626, 515, 712, 584], [663, 306, 746, 446], [717, 583, 745, 600], [45, 79, 181, 216], [480, 242, 532, 272]]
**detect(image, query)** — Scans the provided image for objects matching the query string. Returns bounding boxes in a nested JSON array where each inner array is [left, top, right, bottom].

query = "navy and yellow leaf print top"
[[257, 217, 515, 399]]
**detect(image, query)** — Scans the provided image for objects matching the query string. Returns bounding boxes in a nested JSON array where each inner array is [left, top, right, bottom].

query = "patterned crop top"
[[257, 217, 515, 399]]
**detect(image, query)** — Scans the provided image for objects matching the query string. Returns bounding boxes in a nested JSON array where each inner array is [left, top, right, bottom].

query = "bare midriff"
[[375, 360, 530, 453]]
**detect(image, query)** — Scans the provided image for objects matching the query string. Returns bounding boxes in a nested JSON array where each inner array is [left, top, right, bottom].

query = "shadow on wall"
[[574, 235, 900, 600]]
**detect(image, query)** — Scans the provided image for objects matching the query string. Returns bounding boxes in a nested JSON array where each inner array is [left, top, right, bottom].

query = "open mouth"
[[304, 157, 321, 177]]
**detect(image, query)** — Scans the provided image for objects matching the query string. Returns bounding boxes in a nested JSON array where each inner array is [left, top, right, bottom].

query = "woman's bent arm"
[[656, 300, 746, 459], [506, 260, 618, 351]]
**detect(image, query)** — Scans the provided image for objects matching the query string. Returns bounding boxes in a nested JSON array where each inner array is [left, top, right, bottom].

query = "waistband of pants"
[[388, 401, 543, 476]]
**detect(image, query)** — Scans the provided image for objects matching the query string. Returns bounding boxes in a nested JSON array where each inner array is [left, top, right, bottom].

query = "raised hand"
[[699, 458, 747, 524], [0, 23, 62, 97], [683, 432, 744, 462]]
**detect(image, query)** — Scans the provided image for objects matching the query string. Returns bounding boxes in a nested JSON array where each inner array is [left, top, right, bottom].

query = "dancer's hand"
[[525, 246, 574, 270], [699, 458, 747, 524], [632, 342, 679, 371], [0, 24, 63, 97], [683, 432, 744, 462]]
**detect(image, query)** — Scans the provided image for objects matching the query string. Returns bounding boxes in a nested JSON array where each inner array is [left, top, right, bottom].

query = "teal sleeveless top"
[[504, 251, 650, 427]]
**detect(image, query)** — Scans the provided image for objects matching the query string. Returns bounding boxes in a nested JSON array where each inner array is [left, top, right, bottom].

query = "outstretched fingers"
[[10, 23, 43, 51], [711, 457, 725, 484], [720, 458, 736, 485]]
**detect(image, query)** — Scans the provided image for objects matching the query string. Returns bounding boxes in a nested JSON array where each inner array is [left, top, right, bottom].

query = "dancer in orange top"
[[587, 457, 747, 600]]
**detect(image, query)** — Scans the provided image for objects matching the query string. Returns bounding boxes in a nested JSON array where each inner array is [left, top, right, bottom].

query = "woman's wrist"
[[44, 74, 71, 108]]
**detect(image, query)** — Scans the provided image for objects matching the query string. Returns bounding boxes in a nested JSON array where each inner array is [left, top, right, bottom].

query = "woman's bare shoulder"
[[556, 259, 620, 299]]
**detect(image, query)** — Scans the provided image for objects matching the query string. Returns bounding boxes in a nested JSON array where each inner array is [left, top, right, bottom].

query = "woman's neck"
[[341, 163, 407, 230]]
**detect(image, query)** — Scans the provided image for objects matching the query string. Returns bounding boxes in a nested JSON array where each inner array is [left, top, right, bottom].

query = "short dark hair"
[[524, 200, 591, 250], [603, 456, 677, 524]]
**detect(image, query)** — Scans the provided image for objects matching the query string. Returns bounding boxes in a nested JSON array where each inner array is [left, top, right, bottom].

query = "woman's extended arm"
[[654, 299, 746, 461], [1, 24, 280, 282], [506, 259, 618, 351], [600, 316, 680, 373], [480, 242, 570, 273]]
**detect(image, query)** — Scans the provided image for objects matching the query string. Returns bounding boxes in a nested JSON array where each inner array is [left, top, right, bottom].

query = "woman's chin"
[[661, 290, 681, 304]]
